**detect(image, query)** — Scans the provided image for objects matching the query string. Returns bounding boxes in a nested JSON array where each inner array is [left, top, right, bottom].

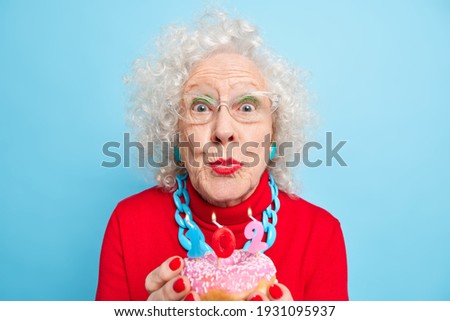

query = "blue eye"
[[192, 103, 209, 113], [240, 103, 256, 112]]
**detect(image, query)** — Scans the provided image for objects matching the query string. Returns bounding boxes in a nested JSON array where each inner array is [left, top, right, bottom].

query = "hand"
[[145, 256, 194, 301], [247, 283, 293, 301]]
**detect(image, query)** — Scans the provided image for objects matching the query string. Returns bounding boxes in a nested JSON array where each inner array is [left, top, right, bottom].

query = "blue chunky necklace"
[[173, 172, 280, 257]]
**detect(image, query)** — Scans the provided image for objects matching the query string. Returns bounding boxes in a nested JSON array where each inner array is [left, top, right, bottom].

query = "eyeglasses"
[[177, 91, 280, 124]]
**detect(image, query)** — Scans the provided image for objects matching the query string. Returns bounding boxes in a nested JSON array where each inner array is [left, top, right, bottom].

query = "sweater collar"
[[186, 170, 272, 228]]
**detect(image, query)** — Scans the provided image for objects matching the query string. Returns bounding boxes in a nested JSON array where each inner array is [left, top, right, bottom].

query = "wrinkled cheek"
[[241, 145, 268, 169], [177, 130, 204, 167], [240, 128, 272, 167]]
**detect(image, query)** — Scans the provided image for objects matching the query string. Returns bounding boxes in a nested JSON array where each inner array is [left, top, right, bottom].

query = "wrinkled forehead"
[[183, 53, 267, 95]]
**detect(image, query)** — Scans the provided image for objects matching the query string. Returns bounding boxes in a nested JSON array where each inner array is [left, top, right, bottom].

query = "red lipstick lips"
[[208, 158, 242, 175]]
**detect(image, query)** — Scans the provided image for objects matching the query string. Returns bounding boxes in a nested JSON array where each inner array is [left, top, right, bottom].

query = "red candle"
[[211, 213, 236, 258]]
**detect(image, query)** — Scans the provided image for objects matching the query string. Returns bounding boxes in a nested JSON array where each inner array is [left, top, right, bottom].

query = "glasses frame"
[[176, 91, 281, 124]]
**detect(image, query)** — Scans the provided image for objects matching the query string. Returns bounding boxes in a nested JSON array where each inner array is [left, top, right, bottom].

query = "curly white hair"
[[127, 9, 311, 196]]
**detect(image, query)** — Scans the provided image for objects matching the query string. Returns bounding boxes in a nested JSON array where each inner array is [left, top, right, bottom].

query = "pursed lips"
[[208, 158, 242, 167], [208, 158, 242, 175]]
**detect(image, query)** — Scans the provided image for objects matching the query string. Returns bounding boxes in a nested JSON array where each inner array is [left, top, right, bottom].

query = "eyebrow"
[[237, 95, 258, 104], [191, 95, 214, 104]]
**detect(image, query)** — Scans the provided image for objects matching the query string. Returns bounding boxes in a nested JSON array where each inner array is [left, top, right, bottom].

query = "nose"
[[211, 105, 236, 145]]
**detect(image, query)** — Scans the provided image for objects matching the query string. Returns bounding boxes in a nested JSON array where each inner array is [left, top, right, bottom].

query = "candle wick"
[[247, 209, 257, 222], [249, 216, 257, 222], [211, 212, 223, 228], [213, 221, 223, 228]]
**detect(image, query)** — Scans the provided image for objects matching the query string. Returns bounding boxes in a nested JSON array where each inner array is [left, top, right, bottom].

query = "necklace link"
[[173, 173, 211, 252], [174, 173, 280, 254]]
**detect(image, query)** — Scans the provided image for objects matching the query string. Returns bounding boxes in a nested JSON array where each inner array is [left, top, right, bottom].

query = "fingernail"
[[249, 294, 263, 301], [173, 278, 185, 293], [269, 284, 283, 299], [169, 257, 181, 271], [184, 293, 195, 301]]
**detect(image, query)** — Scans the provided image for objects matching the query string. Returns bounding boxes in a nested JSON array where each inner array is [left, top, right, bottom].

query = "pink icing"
[[182, 249, 276, 295]]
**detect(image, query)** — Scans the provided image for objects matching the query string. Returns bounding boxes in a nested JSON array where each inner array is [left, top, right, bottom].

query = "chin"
[[210, 190, 242, 203], [202, 180, 249, 206], [191, 167, 257, 206]]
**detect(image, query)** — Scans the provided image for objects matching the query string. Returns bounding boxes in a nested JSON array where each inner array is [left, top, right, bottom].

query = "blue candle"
[[185, 216, 209, 258]]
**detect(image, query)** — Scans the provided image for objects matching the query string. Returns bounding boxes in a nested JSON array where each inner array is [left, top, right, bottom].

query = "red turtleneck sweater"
[[96, 171, 348, 300]]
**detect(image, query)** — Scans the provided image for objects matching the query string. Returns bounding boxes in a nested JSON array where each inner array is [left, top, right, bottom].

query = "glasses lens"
[[231, 92, 278, 122], [182, 95, 215, 124], [180, 92, 279, 124]]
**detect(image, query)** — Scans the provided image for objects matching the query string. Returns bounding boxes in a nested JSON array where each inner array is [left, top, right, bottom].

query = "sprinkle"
[[182, 250, 276, 295]]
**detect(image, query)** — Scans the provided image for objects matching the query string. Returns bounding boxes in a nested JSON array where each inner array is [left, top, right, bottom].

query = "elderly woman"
[[96, 11, 348, 301]]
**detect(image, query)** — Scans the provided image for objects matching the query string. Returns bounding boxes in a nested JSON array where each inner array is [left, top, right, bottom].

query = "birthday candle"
[[211, 212, 236, 258], [244, 208, 268, 253], [185, 216, 209, 258]]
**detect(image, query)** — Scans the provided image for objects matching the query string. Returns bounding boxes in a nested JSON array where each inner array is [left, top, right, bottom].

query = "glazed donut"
[[182, 249, 277, 301]]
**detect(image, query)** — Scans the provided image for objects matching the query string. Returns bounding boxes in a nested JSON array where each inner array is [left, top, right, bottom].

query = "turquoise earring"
[[269, 142, 276, 161], [174, 146, 184, 166]]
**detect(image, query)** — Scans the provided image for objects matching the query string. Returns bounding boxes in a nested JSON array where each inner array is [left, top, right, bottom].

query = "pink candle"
[[244, 208, 268, 253]]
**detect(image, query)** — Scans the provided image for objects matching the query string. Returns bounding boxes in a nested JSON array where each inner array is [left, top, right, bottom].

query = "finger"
[[247, 291, 269, 301], [268, 283, 293, 301], [148, 275, 191, 301], [145, 256, 184, 293], [184, 291, 201, 301]]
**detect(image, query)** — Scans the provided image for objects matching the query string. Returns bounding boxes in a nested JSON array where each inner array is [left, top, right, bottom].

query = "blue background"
[[1, 0, 449, 300]]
